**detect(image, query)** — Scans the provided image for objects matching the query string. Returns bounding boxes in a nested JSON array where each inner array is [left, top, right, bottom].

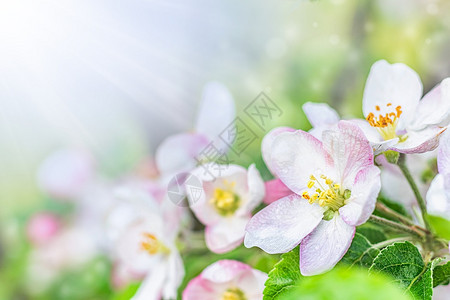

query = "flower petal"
[[299, 216, 355, 276], [162, 252, 185, 299], [244, 194, 324, 254], [205, 217, 248, 253], [322, 121, 374, 188], [244, 164, 265, 213], [261, 127, 295, 174], [302, 101, 340, 129], [270, 130, 333, 195], [263, 178, 294, 204], [155, 133, 209, 176], [391, 126, 447, 154], [202, 259, 251, 283], [426, 174, 450, 219], [195, 81, 236, 142], [410, 78, 450, 130], [349, 119, 399, 155], [363, 60, 422, 128], [131, 259, 167, 300], [339, 166, 381, 226], [438, 131, 450, 177]]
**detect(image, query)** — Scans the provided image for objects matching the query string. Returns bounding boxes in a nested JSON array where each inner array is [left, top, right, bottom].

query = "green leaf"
[[356, 227, 387, 244], [369, 242, 433, 300], [433, 261, 450, 287], [426, 214, 450, 240], [340, 233, 380, 268], [263, 246, 302, 300], [279, 266, 411, 300]]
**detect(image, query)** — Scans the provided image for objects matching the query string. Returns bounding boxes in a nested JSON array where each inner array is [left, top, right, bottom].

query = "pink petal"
[[155, 133, 209, 176], [182, 275, 221, 300], [300, 216, 355, 276], [302, 101, 340, 129], [363, 60, 422, 128], [322, 121, 374, 188], [202, 260, 251, 283], [244, 194, 324, 254], [26, 213, 61, 245], [205, 217, 248, 254], [339, 166, 381, 226], [270, 130, 333, 195], [261, 127, 295, 174], [391, 126, 446, 154], [195, 81, 236, 142], [263, 178, 294, 204]]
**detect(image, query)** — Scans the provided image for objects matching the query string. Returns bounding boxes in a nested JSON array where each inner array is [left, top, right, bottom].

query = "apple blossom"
[[182, 260, 267, 300], [244, 121, 381, 275], [187, 163, 265, 253], [26, 212, 61, 245], [155, 82, 235, 178], [302, 101, 341, 139], [106, 185, 184, 300], [358, 60, 448, 154]]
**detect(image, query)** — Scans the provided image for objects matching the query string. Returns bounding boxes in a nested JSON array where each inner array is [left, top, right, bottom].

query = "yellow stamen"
[[366, 103, 403, 140], [222, 288, 246, 300], [140, 233, 170, 255], [210, 185, 240, 216]]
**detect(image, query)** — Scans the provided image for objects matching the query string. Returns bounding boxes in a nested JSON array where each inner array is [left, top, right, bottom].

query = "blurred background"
[[1, 0, 450, 299]]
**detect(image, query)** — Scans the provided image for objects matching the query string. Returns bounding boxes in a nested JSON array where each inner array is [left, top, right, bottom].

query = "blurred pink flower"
[[26, 212, 61, 245], [245, 121, 381, 275], [187, 164, 265, 253], [182, 260, 267, 300], [357, 60, 448, 154]]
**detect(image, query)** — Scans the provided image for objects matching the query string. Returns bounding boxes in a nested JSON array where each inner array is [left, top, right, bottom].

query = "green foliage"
[[356, 227, 387, 244], [340, 233, 380, 268], [369, 242, 433, 300], [426, 214, 450, 240], [278, 266, 411, 300], [263, 246, 301, 300], [433, 261, 450, 287]]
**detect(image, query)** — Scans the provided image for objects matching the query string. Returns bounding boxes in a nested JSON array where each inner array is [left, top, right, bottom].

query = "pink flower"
[[357, 60, 448, 154], [183, 260, 267, 300], [155, 82, 235, 178], [106, 185, 184, 300], [187, 164, 265, 253], [262, 103, 340, 204], [26, 212, 61, 245], [426, 132, 450, 219], [245, 121, 381, 275]]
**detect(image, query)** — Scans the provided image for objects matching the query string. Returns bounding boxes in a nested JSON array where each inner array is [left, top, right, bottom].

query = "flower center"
[[140, 232, 170, 255], [210, 181, 240, 216], [366, 103, 402, 140], [222, 288, 247, 300], [301, 175, 351, 218]]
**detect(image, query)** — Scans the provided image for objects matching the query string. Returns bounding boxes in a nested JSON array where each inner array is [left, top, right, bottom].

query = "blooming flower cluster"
[[25, 61, 450, 299]]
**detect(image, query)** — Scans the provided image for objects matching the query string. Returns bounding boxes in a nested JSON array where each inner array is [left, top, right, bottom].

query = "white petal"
[[131, 259, 167, 300], [392, 126, 446, 154], [410, 78, 450, 130], [322, 121, 374, 188], [261, 127, 295, 174], [162, 252, 185, 299], [350, 119, 399, 155], [205, 217, 248, 253], [244, 195, 324, 254], [339, 166, 381, 226], [195, 81, 236, 141], [299, 216, 355, 276], [302, 102, 340, 128], [243, 164, 265, 213], [155, 133, 209, 176], [363, 60, 422, 128], [270, 130, 333, 195], [426, 174, 450, 219], [438, 130, 450, 176]]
